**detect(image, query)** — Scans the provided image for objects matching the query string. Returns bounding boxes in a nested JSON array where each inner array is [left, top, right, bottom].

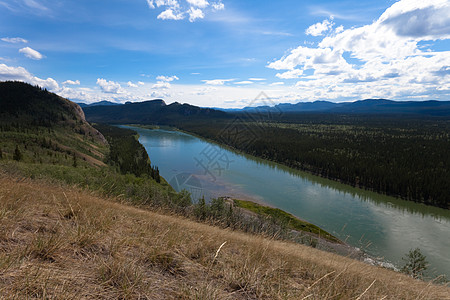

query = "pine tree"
[[72, 153, 77, 168], [401, 248, 428, 279], [155, 167, 160, 183], [13, 145, 22, 161]]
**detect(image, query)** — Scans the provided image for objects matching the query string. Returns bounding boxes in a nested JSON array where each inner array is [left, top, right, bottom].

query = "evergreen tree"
[[155, 167, 160, 183], [72, 153, 77, 168], [401, 248, 428, 279], [13, 145, 22, 161]]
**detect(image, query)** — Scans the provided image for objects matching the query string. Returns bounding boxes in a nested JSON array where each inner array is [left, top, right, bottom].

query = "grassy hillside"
[[1, 176, 449, 299]]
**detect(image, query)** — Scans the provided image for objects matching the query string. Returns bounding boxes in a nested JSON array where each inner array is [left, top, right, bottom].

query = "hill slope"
[[1, 176, 449, 299], [0, 81, 107, 167]]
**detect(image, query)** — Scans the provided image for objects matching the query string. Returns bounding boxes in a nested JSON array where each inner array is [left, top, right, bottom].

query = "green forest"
[[175, 114, 450, 209], [93, 124, 160, 182]]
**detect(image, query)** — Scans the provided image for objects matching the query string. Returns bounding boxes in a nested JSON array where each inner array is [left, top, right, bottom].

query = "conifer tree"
[[13, 145, 22, 161]]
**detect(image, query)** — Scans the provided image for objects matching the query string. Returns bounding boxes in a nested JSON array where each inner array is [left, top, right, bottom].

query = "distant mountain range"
[[225, 99, 450, 116], [77, 100, 120, 108], [83, 99, 228, 124], [82, 98, 450, 124]]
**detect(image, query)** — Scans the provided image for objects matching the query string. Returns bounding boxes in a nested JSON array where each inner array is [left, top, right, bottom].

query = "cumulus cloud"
[[156, 75, 179, 81], [19, 47, 43, 60], [211, 1, 224, 11], [0, 63, 58, 90], [63, 80, 80, 85], [276, 69, 303, 79], [202, 78, 234, 85], [146, 0, 223, 22], [127, 81, 138, 87], [152, 81, 171, 89], [305, 18, 334, 36], [151, 75, 179, 90], [186, 0, 209, 8], [268, 0, 450, 101], [158, 9, 184, 20], [1, 37, 28, 43], [188, 7, 204, 22], [96, 78, 124, 93]]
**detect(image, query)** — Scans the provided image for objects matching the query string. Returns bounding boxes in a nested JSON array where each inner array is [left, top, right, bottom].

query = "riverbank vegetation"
[[174, 114, 450, 209], [233, 199, 340, 243]]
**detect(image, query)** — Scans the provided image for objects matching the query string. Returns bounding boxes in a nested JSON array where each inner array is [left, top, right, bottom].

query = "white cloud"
[[146, 0, 221, 22], [335, 25, 344, 34], [150, 90, 170, 98], [268, 0, 450, 102], [249, 78, 266, 81], [138, 81, 145, 85], [152, 81, 171, 89], [202, 78, 234, 85], [276, 69, 304, 79], [156, 75, 179, 81], [211, 1, 224, 11], [188, 7, 204, 22], [186, 0, 209, 8], [234, 81, 253, 85], [146, 0, 155, 9], [1, 37, 28, 43], [127, 81, 138, 87], [0, 63, 58, 90], [270, 82, 285, 86], [96, 78, 124, 93], [305, 18, 334, 36], [157, 9, 184, 20], [19, 47, 43, 60], [63, 80, 80, 85]]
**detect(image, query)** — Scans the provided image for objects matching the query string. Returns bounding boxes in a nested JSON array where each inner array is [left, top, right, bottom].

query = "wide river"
[[126, 126, 450, 277]]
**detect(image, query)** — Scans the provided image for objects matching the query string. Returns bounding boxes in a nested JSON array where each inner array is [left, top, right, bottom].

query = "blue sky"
[[1, 0, 449, 107]]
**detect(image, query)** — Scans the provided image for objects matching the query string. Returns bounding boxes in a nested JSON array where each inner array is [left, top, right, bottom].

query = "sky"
[[0, 0, 449, 108]]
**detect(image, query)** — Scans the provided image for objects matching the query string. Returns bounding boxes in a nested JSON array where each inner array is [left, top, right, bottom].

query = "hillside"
[[0, 81, 107, 167], [1, 175, 449, 299]]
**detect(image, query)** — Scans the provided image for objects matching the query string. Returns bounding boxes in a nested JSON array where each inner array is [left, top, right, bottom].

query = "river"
[[125, 125, 450, 278]]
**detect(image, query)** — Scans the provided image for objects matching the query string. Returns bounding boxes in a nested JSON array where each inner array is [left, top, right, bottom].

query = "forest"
[[93, 124, 160, 182], [174, 114, 450, 209]]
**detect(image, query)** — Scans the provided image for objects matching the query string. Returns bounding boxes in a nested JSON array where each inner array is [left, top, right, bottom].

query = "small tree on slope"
[[401, 248, 428, 279]]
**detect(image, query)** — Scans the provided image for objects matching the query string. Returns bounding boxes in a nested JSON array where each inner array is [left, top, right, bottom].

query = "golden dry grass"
[[0, 176, 449, 299]]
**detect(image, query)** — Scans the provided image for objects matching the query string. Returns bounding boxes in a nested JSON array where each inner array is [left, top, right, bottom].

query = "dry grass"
[[0, 176, 449, 299]]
